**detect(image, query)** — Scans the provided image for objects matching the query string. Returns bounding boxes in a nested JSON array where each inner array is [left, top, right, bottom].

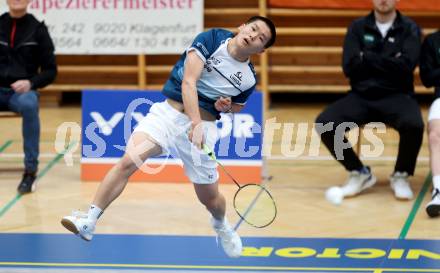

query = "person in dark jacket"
[[315, 0, 424, 200], [420, 30, 440, 217], [0, 0, 57, 194]]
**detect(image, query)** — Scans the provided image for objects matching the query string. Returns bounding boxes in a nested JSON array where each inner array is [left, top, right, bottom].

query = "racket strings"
[[234, 184, 277, 228]]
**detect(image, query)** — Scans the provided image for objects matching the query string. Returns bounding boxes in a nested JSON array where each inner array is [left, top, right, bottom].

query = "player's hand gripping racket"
[[203, 145, 277, 228]]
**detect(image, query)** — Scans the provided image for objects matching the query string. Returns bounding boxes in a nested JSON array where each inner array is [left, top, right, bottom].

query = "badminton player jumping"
[[61, 16, 276, 258]]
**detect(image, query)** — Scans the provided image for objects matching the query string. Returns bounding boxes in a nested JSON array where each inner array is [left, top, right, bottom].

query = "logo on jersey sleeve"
[[195, 42, 209, 57]]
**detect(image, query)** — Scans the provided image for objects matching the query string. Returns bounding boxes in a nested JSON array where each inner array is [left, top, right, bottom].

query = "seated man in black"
[[0, 0, 57, 193], [315, 0, 423, 200]]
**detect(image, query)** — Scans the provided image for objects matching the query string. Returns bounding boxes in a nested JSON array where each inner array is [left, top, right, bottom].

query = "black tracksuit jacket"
[[342, 11, 421, 99], [420, 30, 440, 99], [0, 13, 57, 89]]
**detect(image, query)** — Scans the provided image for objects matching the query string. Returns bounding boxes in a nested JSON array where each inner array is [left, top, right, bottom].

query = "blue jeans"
[[0, 88, 40, 173]]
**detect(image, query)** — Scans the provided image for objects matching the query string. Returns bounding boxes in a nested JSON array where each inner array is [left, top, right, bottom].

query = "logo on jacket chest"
[[230, 71, 243, 86], [364, 34, 375, 43]]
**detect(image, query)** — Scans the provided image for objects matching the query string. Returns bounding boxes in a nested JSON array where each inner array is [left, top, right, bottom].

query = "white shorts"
[[429, 98, 440, 122], [133, 100, 219, 184]]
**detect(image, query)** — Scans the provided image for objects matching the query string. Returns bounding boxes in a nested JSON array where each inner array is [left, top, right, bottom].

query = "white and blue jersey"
[[162, 28, 257, 117]]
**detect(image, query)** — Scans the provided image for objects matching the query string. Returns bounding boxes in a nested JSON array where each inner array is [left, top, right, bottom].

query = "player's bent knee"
[[117, 156, 138, 177], [429, 130, 440, 146]]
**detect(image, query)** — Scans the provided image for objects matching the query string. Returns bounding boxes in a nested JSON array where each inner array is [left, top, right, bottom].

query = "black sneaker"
[[17, 172, 37, 194], [426, 188, 440, 218]]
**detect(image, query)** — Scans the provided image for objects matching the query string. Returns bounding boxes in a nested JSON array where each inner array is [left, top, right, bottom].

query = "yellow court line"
[[0, 262, 439, 272]]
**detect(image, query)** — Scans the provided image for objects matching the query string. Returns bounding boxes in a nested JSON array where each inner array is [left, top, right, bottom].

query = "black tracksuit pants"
[[315, 92, 424, 175]]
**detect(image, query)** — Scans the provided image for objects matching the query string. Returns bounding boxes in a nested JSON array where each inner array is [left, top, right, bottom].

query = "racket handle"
[[202, 144, 216, 160]]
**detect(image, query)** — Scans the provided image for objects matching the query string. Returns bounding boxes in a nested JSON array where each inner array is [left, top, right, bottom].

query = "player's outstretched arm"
[[181, 50, 205, 149]]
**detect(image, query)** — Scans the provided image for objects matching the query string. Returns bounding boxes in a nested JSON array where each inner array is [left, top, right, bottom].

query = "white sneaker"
[[426, 188, 440, 217], [340, 167, 376, 197], [211, 218, 242, 258], [390, 172, 413, 200], [61, 211, 95, 241]]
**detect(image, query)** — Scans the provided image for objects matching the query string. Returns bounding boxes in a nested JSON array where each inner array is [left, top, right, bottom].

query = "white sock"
[[212, 216, 228, 228], [88, 204, 103, 223], [433, 175, 440, 191]]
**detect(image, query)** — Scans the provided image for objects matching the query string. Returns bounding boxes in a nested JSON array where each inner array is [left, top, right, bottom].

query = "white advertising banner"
[[1, 0, 203, 54]]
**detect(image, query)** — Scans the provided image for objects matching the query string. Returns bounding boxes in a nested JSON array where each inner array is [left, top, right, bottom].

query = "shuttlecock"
[[325, 186, 344, 205]]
